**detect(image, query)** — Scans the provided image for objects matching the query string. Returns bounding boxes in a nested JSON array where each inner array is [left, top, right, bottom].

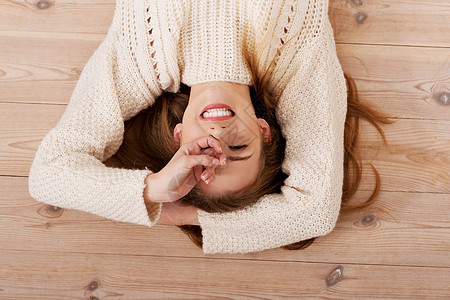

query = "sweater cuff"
[[110, 168, 163, 227], [109, 168, 162, 227], [28, 155, 162, 228], [141, 170, 162, 225]]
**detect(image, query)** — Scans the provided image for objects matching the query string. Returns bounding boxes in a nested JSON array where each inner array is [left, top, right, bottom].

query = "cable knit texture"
[[28, 0, 347, 254]]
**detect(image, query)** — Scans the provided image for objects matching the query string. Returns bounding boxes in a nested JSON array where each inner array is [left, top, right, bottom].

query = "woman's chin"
[[195, 179, 226, 196]]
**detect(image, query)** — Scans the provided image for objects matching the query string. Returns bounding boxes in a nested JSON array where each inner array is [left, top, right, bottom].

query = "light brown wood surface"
[[0, 0, 449, 298]]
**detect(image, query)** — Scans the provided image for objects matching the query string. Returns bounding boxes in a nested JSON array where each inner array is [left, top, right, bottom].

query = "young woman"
[[28, 0, 394, 254]]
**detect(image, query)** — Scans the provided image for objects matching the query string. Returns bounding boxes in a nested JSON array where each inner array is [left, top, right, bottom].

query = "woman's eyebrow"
[[227, 153, 253, 161]]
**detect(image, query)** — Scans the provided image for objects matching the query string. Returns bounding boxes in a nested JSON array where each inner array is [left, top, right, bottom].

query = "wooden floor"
[[1, 0, 449, 298]]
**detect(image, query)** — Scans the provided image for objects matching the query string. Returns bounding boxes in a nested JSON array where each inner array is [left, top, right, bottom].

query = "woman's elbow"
[[316, 190, 341, 237], [28, 158, 52, 205], [322, 199, 341, 236], [28, 162, 43, 202]]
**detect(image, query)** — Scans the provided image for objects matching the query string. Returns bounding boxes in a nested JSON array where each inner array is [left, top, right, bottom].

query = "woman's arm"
[[197, 24, 348, 254], [28, 19, 164, 227]]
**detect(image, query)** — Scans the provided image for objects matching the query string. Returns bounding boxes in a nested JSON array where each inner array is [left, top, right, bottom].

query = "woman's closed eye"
[[228, 145, 247, 150], [202, 145, 248, 151]]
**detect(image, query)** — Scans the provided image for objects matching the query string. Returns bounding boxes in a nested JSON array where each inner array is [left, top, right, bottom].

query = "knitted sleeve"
[[197, 22, 347, 254], [28, 22, 163, 227]]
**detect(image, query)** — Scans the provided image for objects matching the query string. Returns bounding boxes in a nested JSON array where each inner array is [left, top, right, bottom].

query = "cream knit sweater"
[[28, 0, 347, 254]]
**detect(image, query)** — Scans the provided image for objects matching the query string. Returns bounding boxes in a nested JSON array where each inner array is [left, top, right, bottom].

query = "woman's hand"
[[159, 201, 200, 226], [144, 136, 226, 203]]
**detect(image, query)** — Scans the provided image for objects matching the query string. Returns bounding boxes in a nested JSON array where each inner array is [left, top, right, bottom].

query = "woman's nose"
[[207, 125, 227, 140]]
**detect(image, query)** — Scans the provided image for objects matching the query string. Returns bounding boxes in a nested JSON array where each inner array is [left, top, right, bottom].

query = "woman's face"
[[173, 82, 271, 195]]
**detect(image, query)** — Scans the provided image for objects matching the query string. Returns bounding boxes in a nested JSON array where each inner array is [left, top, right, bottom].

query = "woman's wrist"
[[143, 172, 160, 203], [160, 202, 200, 226], [145, 174, 200, 226]]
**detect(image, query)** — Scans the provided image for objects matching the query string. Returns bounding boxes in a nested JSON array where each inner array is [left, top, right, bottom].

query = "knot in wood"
[[434, 92, 449, 106], [90, 297, 99, 300], [37, 204, 63, 218], [50, 205, 61, 212], [46, 205, 63, 217], [88, 281, 99, 291], [362, 214, 376, 225], [355, 12, 368, 24], [352, 0, 363, 6], [36, 1, 52, 10], [326, 266, 343, 286]]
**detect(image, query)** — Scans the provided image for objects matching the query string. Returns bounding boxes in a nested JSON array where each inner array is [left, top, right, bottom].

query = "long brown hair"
[[109, 30, 396, 252]]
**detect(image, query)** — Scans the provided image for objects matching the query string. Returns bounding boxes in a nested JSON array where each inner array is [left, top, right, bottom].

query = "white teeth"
[[203, 108, 233, 118]]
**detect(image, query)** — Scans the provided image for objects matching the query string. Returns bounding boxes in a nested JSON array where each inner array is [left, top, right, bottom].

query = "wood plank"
[[1, 177, 449, 268], [0, 32, 102, 105], [1, 102, 448, 193], [0, 249, 448, 299], [329, 0, 450, 47], [0, 0, 448, 47], [357, 118, 450, 193], [0, 103, 64, 176], [336, 44, 450, 121], [0, 0, 114, 34], [1, 31, 449, 120]]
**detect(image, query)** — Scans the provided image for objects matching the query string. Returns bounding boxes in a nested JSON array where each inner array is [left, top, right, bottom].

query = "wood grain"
[[357, 118, 450, 193], [329, 0, 450, 47], [0, 31, 102, 105], [336, 44, 450, 120], [0, 249, 449, 299], [1, 177, 449, 268], [1, 33, 448, 120], [0, 0, 114, 34], [0, 103, 64, 176], [0, 32, 450, 119], [1, 0, 448, 47]]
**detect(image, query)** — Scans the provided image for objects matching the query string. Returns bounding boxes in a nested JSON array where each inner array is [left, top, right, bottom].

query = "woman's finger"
[[183, 154, 220, 170], [184, 136, 223, 155], [193, 165, 204, 183], [199, 136, 223, 154], [218, 152, 227, 165], [200, 165, 217, 183], [206, 136, 223, 154]]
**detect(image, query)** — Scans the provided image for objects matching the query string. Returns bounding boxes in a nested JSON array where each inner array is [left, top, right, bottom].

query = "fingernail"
[[221, 157, 226, 165], [201, 174, 206, 180], [213, 159, 220, 165], [205, 179, 210, 184]]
